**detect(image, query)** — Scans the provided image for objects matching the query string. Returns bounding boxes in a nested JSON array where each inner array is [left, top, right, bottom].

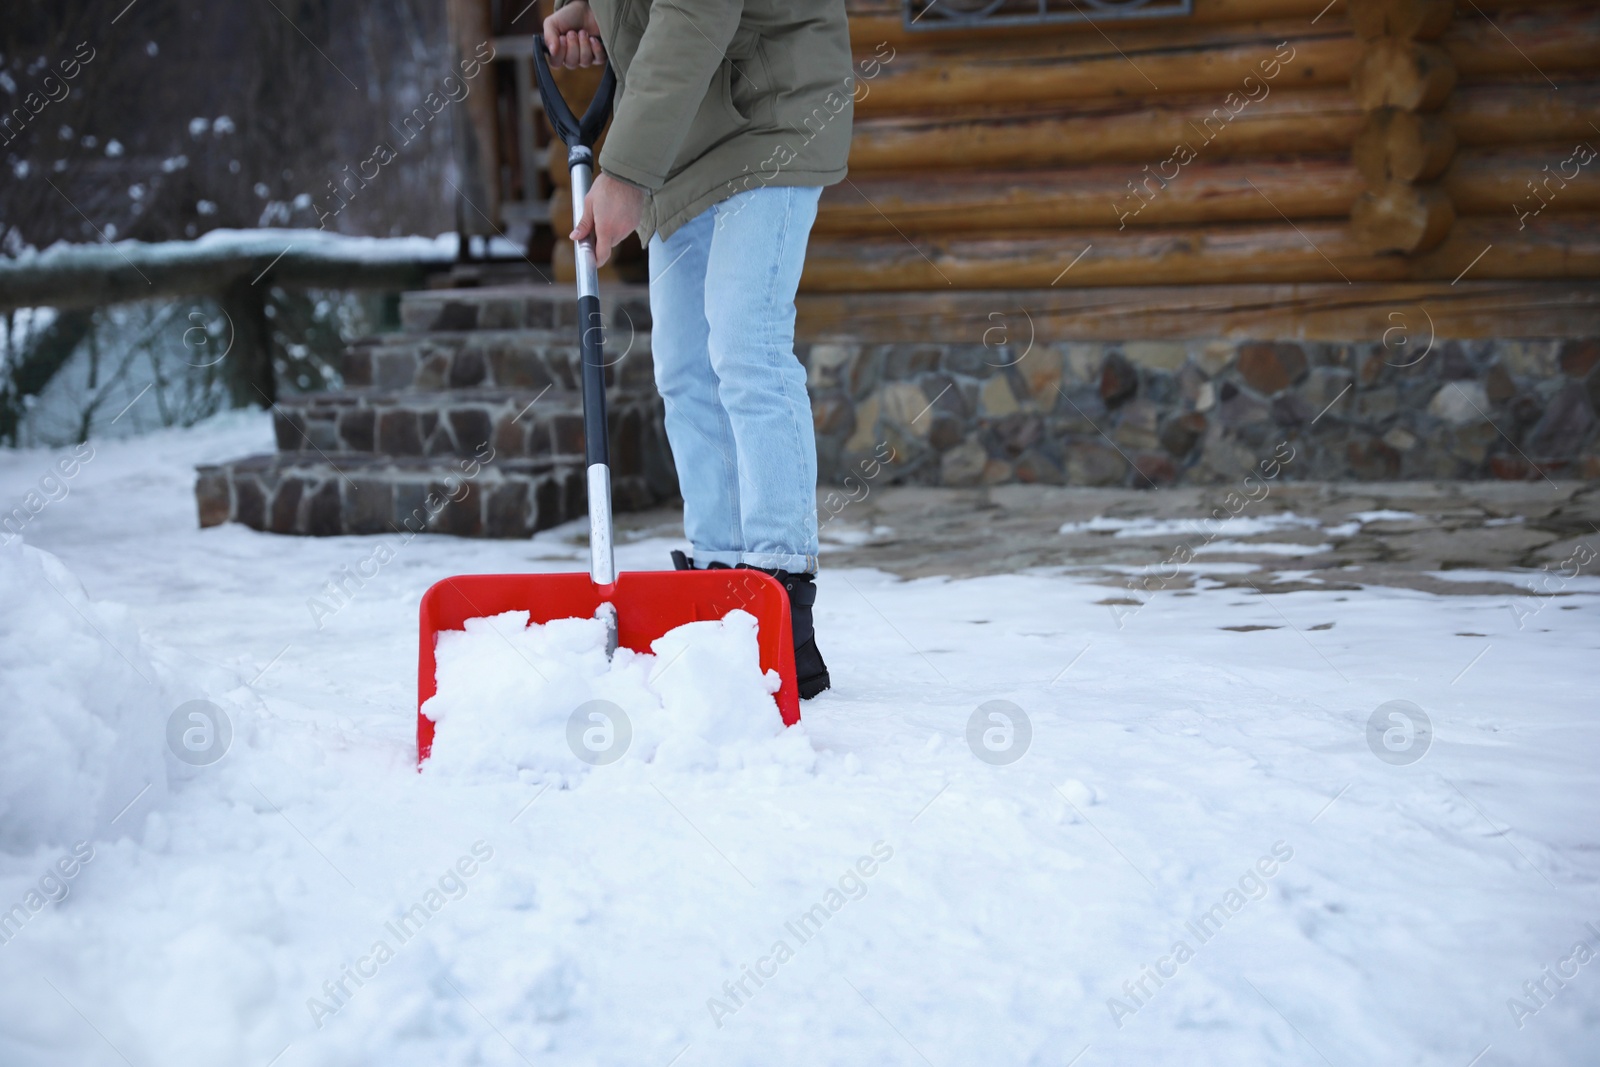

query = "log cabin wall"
[[505, 0, 1600, 485], [787, 0, 1600, 486], [808, 0, 1599, 287]]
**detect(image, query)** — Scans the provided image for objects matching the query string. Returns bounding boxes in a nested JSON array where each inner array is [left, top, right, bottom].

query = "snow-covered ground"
[[0, 414, 1597, 1067]]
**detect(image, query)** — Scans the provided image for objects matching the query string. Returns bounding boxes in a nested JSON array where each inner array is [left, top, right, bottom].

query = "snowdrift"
[[0, 540, 169, 853]]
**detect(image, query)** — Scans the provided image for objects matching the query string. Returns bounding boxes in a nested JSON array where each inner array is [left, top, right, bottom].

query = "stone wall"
[[197, 282, 1599, 541], [803, 337, 1600, 487]]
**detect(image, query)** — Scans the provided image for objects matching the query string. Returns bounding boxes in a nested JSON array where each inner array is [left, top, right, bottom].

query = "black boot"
[[671, 552, 830, 699], [740, 565, 830, 700], [773, 569, 830, 700]]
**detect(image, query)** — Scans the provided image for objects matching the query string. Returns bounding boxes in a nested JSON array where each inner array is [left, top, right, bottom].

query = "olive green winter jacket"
[[558, 0, 854, 241]]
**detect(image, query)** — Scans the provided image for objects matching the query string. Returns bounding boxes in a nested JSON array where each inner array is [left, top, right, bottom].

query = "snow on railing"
[[0, 229, 458, 313]]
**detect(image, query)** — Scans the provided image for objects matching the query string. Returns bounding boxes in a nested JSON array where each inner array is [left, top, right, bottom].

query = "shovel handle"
[[533, 38, 619, 587], [532, 38, 617, 155]]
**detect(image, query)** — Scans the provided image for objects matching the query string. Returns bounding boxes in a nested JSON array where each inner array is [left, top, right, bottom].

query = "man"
[[543, 0, 853, 698]]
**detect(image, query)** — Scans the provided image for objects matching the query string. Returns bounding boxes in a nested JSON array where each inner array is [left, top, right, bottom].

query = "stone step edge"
[[349, 328, 655, 351], [276, 386, 659, 409], [269, 394, 667, 464], [195, 451, 666, 539], [401, 282, 650, 304], [342, 332, 656, 393], [400, 285, 652, 335]]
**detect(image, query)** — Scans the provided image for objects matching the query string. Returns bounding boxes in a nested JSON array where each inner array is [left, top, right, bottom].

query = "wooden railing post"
[[219, 276, 276, 409], [446, 0, 501, 249]]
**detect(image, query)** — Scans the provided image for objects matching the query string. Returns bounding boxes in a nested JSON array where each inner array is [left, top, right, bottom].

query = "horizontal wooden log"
[[798, 215, 1600, 290], [1465, 0, 1600, 10], [855, 15, 1341, 72], [851, 81, 1595, 175], [846, 0, 1343, 48], [1354, 108, 1457, 183], [0, 234, 452, 314], [846, 4, 1589, 114], [845, 71, 1595, 173], [855, 31, 1350, 114], [1450, 81, 1600, 145], [805, 148, 1592, 239], [1351, 38, 1457, 111], [849, 87, 1361, 172], [813, 159, 1362, 235], [854, 0, 1597, 84], [844, 0, 1568, 47], [796, 279, 1600, 341], [1351, 181, 1456, 252], [1349, 0, 1457, 40], [1446, 3, 1600, 80], [1448, 144, 1600, 216]]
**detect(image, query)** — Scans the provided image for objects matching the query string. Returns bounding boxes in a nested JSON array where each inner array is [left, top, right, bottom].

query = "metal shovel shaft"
[[528, 40, 619, 588], [569, 152, 616, 588]]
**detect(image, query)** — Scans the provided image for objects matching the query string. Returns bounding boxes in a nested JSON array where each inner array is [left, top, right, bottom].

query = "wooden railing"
[[0, 233, 453, 409]]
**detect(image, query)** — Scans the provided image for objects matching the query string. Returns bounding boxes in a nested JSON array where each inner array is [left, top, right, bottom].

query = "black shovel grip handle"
[[532, 37, 617, 153]]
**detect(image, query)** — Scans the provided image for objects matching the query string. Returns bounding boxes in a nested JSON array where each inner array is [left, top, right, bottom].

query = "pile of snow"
[[0, 540, 168, 853], [422, 609, 797, 778]]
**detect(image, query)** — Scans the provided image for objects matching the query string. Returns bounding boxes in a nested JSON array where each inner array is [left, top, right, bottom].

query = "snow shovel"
[[417, 42, 799, 764]]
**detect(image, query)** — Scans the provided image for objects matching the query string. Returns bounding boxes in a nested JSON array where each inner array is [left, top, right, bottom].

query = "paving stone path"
[[608, 481, 1600, 605]]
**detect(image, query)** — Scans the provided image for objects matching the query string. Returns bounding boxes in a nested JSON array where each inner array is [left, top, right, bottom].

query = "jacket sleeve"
[[599, 0, 746, 191]]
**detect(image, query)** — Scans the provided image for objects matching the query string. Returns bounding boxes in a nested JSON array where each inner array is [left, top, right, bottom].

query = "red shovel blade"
[[416, 569, 799, 764]]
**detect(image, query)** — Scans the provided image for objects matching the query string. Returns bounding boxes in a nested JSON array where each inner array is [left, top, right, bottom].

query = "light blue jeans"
[[648, 185, 822, 575]]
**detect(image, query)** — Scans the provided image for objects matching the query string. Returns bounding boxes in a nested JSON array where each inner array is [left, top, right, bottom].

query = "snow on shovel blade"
[[416, 569, 799, 764]]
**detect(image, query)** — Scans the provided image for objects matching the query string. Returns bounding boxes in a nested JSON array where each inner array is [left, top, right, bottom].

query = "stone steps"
[[195, 449, 667, 539], [196, 284, 675, 538]]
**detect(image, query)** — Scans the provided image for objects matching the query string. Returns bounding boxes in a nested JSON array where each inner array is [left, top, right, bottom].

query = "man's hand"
[[543, 2, 605, 68], [572, 173, 645, 267]]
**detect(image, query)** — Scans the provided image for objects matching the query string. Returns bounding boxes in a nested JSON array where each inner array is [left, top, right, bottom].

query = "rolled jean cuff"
[[740, 551, 817, 575], [693, 547, 744, 569]]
